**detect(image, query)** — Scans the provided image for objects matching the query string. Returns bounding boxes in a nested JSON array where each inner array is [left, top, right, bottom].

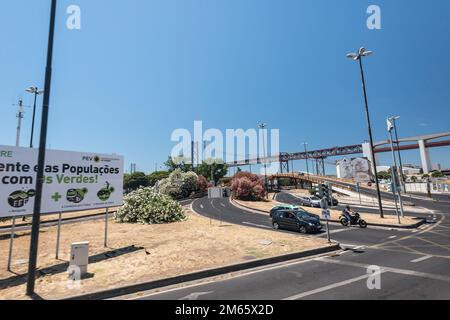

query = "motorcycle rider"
[[342, 205, 354, 225]]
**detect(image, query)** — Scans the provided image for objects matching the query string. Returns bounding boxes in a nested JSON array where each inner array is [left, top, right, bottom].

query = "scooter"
[[339, 212, 368, 228]]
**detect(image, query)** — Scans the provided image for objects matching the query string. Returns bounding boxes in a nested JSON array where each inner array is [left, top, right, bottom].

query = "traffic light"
[[323, 184, 330, 201], [319, 183, 331, 203]]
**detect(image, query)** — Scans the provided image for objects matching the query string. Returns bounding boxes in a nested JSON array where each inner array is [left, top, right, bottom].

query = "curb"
[[63, 244, 340, 300], [231, 198, 426, 230]]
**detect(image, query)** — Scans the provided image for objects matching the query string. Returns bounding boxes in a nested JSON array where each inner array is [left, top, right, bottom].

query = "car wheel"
[[273, 222, 280, 230], [299, 226, 307, 234]]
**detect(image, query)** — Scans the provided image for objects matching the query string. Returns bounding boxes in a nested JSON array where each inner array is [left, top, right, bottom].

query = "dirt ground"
[[0, 206, 332, 300], [234, 198, 419, 226]]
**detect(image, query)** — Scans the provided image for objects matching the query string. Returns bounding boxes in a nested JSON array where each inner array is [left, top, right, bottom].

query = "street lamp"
[[25, 86, 44, 148], [387, 117, 405, 220], [347, 47, 384, 219], [389, 116, 406, 192], [259, 122, 269, 198]]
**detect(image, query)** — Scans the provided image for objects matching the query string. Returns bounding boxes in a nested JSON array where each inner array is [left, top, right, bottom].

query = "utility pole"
[[259, 123, 269, 198], [15, 99, 25, 147], [27, 0, 57, 297]]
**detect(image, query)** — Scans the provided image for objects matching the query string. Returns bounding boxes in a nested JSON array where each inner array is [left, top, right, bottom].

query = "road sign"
[[322, 209, 331, 220], [0, 145, 124, 217]]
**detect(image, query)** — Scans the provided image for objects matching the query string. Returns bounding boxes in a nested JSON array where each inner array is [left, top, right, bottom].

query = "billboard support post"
[[7, 216, 16, 272], [55, 212, 62, 259], [104, 208, 109, 248]]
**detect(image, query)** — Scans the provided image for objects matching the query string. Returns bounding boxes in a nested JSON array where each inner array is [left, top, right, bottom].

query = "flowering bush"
[[115, 187, 185, 224], [197, 175, 209, 193], [231, 172, 267, 201], [158, 169, 203, 199]]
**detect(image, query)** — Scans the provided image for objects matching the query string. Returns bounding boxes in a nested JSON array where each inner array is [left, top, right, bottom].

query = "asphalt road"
[[2, 181, 446, 300], [131, 191, 450, 300]]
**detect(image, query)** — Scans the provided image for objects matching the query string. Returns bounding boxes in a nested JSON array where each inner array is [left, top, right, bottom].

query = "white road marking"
[[221, 203, 226, 208], [179, 291, 214, 300], [200, 204, 204, 209], [315, 228, 353, 237], [411, 255, 433, 263], [318, 258, 450, 282], [283, 274, 373, 300], [242, 222, 271, 229], [126, 252, 338, 300]]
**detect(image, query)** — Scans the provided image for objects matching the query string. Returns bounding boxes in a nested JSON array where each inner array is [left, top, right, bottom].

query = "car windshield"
[[296, 211, 316, 220], [311, 197, 319, 200]]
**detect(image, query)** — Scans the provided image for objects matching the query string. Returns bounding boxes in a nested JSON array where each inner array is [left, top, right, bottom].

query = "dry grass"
[[0, 207, 121, 229], [0, 207, 332, 300]]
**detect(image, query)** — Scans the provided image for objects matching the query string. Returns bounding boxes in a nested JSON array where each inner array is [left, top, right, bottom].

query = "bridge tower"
[[279, 153, 290, 174]]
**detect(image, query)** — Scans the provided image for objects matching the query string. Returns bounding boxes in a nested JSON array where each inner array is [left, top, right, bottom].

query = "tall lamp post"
[[26, 0, 57, 296], [259, 123, 269, 198], [25, 87, 44, 149], [390, 116, 406, 193], [347, 47, 384, 218], [387, 117, 405, 220]]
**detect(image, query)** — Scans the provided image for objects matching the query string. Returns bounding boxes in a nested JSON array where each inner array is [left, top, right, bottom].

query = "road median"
[[231, 198, 425, 229]]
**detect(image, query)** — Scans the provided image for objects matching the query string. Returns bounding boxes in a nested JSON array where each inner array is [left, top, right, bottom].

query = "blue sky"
[[1, 0, 449, 174]]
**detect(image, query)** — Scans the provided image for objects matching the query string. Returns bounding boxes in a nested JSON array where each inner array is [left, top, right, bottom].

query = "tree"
[[124, 172, 150, 191], [411, 176, 418, 183], [164, 156, 193, 173], [148, 171, 170, 186], [196, 160, 228, 185], [230, 172, 267, 201], [377, 171, 391, 181], [431, 170, 444, 178]]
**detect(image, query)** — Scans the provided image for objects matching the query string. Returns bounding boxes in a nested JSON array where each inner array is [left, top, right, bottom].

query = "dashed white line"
[[411, 255, 433, 263], [318, 258, 450, 282], [242, 222, 271, 229], [283, 274, 373, 300]]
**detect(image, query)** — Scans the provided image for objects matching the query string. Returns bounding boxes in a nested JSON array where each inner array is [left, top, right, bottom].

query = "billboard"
[[0, 146, 124, 218], [336, 157, 373, 182]]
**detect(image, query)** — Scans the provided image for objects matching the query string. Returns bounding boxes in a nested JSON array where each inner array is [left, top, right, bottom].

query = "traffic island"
[[0, 207, 337, 300], [231, 198, 425, 229]]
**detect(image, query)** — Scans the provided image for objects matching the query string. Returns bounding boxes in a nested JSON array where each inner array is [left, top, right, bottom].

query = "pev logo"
[[0, 151, 13, 158], [82, 155, 101, 163]]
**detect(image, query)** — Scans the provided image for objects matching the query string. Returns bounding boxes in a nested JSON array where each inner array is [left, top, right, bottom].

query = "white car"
[[300, 196, 322, 208]]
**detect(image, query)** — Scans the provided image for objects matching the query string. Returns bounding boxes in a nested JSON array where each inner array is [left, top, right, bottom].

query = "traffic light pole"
[[26, 0, 57, 297]]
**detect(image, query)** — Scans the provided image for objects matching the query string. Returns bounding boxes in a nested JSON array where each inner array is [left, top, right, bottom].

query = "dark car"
[[328, 197, 339, 206], [269, 204, 299, 218], [272, 210, 323, 234]]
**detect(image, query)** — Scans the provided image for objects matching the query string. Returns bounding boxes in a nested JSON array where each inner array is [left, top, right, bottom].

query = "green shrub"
[[158, 169, 200, 199], [115, 187, 185, 224]]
